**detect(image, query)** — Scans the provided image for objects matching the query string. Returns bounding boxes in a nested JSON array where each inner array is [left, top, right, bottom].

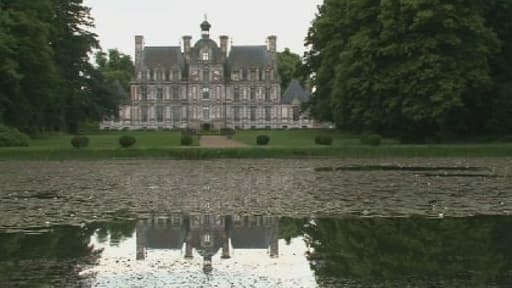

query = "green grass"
[[29, 131, 198, 149], [0, 130, 510, 160], [233, 129, 396, 146]]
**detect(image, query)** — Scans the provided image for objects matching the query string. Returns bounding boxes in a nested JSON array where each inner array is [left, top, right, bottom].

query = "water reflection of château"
[[136, 214, 279, 273]]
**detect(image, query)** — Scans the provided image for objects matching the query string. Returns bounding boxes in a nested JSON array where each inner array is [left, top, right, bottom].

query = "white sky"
[[84, 0, 323, 59]]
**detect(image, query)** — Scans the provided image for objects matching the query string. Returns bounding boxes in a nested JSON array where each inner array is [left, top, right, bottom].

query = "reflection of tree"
[[92, 220, 136, 246], [0, 226, 100, 287], [304, 216, 512, 287], [279, 218, 305, 245]]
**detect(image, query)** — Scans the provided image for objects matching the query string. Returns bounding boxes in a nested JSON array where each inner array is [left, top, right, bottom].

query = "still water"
[[1, 214, 511, 287]]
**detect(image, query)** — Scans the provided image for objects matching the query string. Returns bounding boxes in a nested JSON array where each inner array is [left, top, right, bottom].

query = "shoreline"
[[0, 144, 511, 160]]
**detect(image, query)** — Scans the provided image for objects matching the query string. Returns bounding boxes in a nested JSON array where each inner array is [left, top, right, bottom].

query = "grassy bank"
[[1, 144, 511, 160], [0, 130, 510, 160]]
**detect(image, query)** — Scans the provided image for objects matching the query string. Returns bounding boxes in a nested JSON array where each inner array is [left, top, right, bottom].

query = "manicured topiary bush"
[[119, 135, 136, 148], [181, 134, 194, 146], [0, 124, 30, 147], [315, 135, 333, 146], [256, 135, 270, 146], [360, 134, 382, 146], [70, 136, 89, 149]]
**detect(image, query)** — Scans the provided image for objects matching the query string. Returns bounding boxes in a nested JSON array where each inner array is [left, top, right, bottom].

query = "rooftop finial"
[[204, 14, 208, 21]]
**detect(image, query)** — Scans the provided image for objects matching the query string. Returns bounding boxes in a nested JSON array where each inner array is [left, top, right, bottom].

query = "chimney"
[[267, 35, 277, 53], [135, 35, 145, 71], [183, 35, 192, 62], [220, 35, 229, 57]]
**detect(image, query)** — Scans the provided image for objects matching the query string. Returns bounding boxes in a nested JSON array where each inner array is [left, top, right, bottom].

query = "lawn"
[[233, 129, 398, 147], [28, 131, 198, 149], [0, 129, 511, 160]]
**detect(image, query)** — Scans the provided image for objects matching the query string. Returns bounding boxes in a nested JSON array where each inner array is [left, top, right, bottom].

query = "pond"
[[0, 159, 511, 287], [1, 215, 512, 287]]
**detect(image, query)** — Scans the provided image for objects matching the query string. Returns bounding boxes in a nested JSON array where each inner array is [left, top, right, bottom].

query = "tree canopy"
[[305, 0, 512, 139], [0, 0, 130, 134]]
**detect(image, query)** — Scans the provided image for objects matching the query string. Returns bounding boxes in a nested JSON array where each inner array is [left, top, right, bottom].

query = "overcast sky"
[[84, 0, 323, 59]]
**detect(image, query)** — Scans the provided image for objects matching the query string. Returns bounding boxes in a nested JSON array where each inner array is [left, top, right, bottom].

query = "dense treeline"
[[305, 0, 512, 140], [0, 0, 131, 134]]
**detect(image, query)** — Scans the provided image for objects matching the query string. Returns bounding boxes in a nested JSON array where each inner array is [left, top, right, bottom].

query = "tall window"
[[140, 87, 148, 100], [250, 87, 256, 101], [156, 106, 164, 122], [242, 70, 248, 81], [157, 88, 164, 101], [203, 70, 209, 81], [172, 86, 179, 100], [234, 87, 240, 101], [250, 106, 256, 121], [202, 106, 210, 121], [202, 87, 210, 99], [265, 88, 271, 101], [202, 52, 209, 61], [156, 71, 162, 81], [172, 106, 180, 122], [250, 70, 257, 81], [293, 106, 300, 121], [141, 106, 148, 122], [234, 106, 241, 122], [265, 106, 271, 121]]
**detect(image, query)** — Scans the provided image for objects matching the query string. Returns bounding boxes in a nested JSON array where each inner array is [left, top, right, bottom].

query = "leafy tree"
[[305, 0, 509, 138], [277, 48, 305, 92]]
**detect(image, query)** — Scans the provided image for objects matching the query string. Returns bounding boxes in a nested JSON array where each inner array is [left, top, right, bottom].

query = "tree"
[[305, 0, 506, 138], [277, 48, 305, 92]]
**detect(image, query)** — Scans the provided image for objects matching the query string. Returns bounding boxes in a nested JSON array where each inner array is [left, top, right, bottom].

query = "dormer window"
[[202, 52, 209, 61]]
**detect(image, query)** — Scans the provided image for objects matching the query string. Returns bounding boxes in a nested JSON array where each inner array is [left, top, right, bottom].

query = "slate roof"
[[228, 46, 273, 68], [281, 79, 311, 104], [230, 227, 273, 249], [144, 226, 187, 250], [143, 47, 184, 69]]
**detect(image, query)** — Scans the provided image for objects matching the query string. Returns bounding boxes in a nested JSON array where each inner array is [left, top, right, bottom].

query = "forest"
[[0, 0, 131, 134], [305, 0, 512, 140]]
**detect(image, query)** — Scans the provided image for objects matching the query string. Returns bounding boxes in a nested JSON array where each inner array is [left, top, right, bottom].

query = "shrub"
[[256, 135, 270, 145], [181, 134, 194, 146], [119, 135, 136, 148], [315, 135, 333, 146], [0, 125, 30, 147], [70, 136, 89, 149], [182, 128, 198, 136], [220, 128, 236, 137], [361, 134, 382, 146]]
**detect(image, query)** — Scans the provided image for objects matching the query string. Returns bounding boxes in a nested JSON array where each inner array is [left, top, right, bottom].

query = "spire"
[[201, 15, 211, 38]]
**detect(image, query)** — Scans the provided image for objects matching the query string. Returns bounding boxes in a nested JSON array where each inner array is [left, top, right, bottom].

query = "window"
[[265, 106, 271, 121], [156, 106, 164, 122], [265, 88, 271, 101], [234, 87, 240, 101], [234, 106, 241, 121], [172, 86, 179, 100], [293, 106, 300, 121], [232, 71, 239, 81], [172, 106, 180, 122], [156, 71, 162, 81], [250, 106, 256, 121], [157, 88, 163, 101], [141, 106, 148, 122], [250, 70, 257, 81], [202, 87, 210, 99], [203, 70, 209, 81], [250, 87, 256, 100], [140, 87, 148, 100], [242, 69, 248, 81], [202, 106, 210, 121], [173, 70, 180, 81], [202, 52, 209, 61]]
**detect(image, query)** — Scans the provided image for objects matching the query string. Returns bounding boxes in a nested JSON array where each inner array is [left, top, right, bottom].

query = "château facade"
[[102, 19, 315, 130]]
